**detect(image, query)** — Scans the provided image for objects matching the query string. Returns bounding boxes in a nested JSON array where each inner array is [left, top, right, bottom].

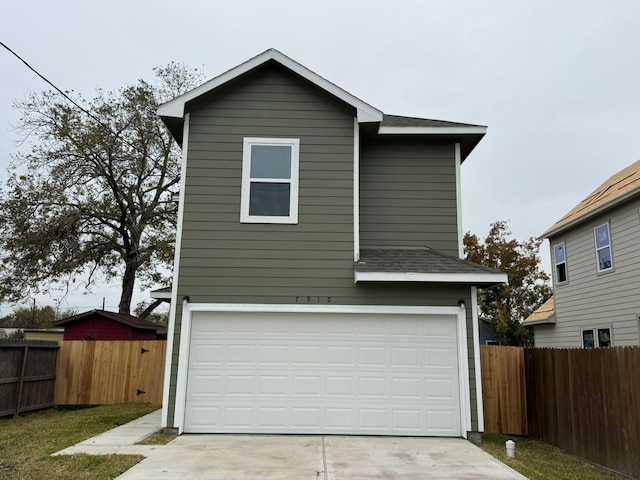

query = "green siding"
[[165, 65, 478, 432], [177, 66, 355, 307], [360, 138, 459, 256]]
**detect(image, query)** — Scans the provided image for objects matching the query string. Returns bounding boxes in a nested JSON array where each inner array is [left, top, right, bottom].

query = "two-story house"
[[157, 49, 506, 438], [525, 159, 640, 348]]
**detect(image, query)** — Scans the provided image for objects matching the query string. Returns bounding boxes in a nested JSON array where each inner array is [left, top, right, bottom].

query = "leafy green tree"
[[464, 220, 552, 346], [11, 305, 78, 328], [0, 63, 203, 314], [134, 301, 169, 325]]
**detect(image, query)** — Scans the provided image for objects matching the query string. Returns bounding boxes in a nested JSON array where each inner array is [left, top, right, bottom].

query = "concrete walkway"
[[52, 409, 164, 456], [53, 411, 528, 479]]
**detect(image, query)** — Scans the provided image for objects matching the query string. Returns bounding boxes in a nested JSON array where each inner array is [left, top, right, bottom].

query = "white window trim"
[[581, 326, 613, 348], [594, 222, 613, 273], [553, 241, 568, 284], [240, 137, 299, 224]]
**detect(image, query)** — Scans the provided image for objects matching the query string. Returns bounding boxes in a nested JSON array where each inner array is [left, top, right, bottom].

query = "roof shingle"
[[381, 114, 485, 129], [356, 248, 501, 275], [544, 159, 640, 237]]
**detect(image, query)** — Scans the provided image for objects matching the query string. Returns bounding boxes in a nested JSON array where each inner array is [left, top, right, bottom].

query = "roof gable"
[[158, 49, 383, 142], [544, 159, 640, 238]]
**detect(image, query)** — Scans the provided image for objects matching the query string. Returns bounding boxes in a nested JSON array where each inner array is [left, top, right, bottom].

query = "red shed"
[[53, 310, 167, 340]]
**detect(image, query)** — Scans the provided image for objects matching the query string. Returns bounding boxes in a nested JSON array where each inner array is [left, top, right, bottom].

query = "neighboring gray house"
[[157, 49, 506, 438], [479, 319, 500, 346], [527, 159, 640, 348]]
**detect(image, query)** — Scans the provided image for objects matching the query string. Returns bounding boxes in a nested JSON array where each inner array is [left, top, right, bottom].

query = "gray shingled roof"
[[356, 248, 503, 283], [381, 114, 485, 129]]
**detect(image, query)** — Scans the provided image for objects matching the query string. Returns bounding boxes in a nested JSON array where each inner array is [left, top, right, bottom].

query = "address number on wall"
[[295, 296, 332, 303]]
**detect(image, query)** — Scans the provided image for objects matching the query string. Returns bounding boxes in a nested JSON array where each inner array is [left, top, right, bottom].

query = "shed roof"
[[53, 310, 166, 333], [543, 159, 640, 238]]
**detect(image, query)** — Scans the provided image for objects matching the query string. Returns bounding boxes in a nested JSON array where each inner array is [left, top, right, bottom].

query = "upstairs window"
[[582, 327, 612, 348], [553, 242, 567, 284], [241, 138, 299, 224], [594, 223, 613, 272]]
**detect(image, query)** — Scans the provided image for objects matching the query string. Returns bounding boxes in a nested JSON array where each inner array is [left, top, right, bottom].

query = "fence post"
[[14, 345, 28, 417]]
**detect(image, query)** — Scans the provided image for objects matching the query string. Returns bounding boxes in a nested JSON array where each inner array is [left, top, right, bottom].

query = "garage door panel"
[[293, 345, 322, 364], [185, 312, 461, 436]]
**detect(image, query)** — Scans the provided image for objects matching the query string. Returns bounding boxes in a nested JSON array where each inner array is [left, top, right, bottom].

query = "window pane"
[[556, 263, 567, 283], [582, 330, 595, 348], [598, 247, 612, 270], [597, 328, 612, 347], [249, 183, 290, 216], [595, 225, 610, 249], [250, 145, 292, 179], [554, 244, 565, 264]]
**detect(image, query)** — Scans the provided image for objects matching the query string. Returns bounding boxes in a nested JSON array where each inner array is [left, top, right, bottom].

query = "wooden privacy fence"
[[480, 345, 527, 435], [0, 340, 59, 417], [525, 347, 640, 480], [54, 340, 166, 405]]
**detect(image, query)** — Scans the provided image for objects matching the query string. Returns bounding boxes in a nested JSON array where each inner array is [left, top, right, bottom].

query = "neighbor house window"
[[553, 242, 567, 283], [594, 223, 613, 272], [240, 138, 299, 224], [582, 327, 612, 348]]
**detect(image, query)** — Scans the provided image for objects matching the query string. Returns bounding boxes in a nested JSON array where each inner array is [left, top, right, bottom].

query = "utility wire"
[[0, 40, 152, 156]]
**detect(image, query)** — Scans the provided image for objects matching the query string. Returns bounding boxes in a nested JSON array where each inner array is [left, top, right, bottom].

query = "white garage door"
[[184, 311, 461, 436]]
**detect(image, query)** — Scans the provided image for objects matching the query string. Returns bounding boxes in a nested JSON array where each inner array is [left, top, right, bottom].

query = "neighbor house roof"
[[150, 286, 172, 300], [158, 49, 486, 159], [543, 159, 640, 238], [523, 297, 556, 325], [54, 310, 166, 333], [354, 248, 507, 286]]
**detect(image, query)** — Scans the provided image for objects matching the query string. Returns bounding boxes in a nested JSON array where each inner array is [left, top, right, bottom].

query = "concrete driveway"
[[116, 434, 526, 480], [53, 411, 526, 479]]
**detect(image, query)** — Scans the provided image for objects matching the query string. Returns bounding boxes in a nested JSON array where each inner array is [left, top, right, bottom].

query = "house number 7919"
[[295, 296, 332, 303]]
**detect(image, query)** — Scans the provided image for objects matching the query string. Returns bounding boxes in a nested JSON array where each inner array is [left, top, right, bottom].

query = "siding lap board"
[[538, 199, 640, 347], [360, 138, 458, 256], [168, 65, 478, 431]]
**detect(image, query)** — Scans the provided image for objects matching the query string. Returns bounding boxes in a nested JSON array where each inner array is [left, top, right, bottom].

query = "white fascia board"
[[455, 143, 463, 259], [353, 118, 360, 262], [355, 271, 508, 284], [150, 292, 172, 300], [158, 49, 382, 124], [161, 112, 190, 429], [378, 126, 487, 135]]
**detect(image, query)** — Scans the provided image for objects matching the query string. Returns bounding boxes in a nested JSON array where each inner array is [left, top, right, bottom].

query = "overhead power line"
[[0, 40, 155, 157]]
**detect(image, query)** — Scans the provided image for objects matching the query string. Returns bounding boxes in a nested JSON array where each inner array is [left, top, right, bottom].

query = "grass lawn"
[[0, 403, 158, 480], [480, 434, 621, 480]]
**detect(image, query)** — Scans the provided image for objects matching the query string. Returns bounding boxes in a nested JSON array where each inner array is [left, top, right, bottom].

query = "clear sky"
[[1, 0, 639, 315]]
